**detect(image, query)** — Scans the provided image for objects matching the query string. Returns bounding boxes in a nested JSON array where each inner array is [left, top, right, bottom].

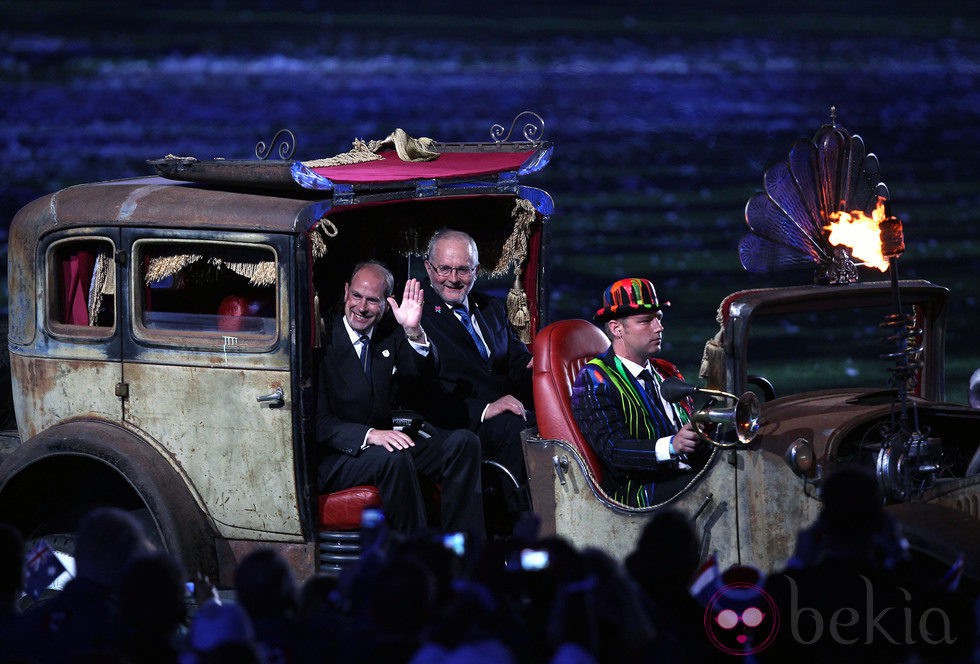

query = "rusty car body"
[[0, 118, 554, 584], [526, 279, 980, 581], [524, 118, 980, 584]]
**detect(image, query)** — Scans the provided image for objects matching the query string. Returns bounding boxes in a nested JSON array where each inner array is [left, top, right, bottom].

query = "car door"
[[11, 231, 124, 440], [119, 230, 303, 540]]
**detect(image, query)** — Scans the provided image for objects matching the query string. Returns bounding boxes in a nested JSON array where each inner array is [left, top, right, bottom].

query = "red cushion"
[[532, 319, 610, 484], [317, 485, 383, 530]]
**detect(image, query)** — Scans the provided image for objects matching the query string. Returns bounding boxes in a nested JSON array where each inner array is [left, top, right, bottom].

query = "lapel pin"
[[381, 349, 390, 358], [435, 305, 442, 314]]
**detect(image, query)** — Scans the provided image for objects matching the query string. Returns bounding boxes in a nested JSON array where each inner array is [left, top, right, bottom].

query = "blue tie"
[[358, 334, 372, 381], [454, 306, 490, 360], [638, 369, 676, 432]]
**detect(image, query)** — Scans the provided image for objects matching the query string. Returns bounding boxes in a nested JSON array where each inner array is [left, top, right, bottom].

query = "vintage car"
[[525, 119, 980, 585], [0, 115, 554, 585], [3, 112, 977, 594]]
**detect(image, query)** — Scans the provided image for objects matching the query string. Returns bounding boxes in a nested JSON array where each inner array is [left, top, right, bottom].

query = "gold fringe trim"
[[301, 128, 440, 168], [87, 250, 115, 325], [145, 254, 203, 284], [301, 139, 383, 168], [144, 254, 276, 287], [223, 260, 277, 286]]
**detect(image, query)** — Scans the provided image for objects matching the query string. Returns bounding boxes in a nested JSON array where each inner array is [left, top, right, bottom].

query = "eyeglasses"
[[426, 261, 475, 277]]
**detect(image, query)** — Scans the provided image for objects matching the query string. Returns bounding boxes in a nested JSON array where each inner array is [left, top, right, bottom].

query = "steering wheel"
[[747, 374, 776, 402]]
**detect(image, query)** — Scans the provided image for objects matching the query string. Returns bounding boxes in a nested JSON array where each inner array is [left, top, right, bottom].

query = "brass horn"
[[660, 377, 761, 448]]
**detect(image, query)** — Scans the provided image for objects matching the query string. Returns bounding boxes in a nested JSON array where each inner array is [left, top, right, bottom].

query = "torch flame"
[[825, 198, 892, 272]]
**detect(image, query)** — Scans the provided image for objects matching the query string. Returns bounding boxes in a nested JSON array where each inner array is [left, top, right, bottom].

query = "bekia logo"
[[703, 567, 779, 656], [700, 568, 963, 658]]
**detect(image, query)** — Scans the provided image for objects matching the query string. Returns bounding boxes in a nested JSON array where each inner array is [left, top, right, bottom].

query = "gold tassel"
[[366, 128, 440, 162], [492, 198, 535, 276], [310, 218, 338, 261], [301, 129, 440, 168], [491, 198, 537, 341], [699, 301, 729, 390], [506, 277, 532, 344]]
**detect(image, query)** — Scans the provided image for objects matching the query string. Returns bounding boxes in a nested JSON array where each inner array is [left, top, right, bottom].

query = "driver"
[[571, 277, 708, 507]]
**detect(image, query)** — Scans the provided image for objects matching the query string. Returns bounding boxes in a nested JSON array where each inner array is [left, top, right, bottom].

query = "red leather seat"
[[532, 319, 610, 485], [317, 485, 382, 530], [317, 485, 383, 575]]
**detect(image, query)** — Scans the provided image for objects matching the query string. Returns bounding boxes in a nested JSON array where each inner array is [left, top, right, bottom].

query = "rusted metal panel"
[[0, 419, 221, 581], [6, 196, 50, 345], [9, 353, 120, 440], [523, 435, 558, 537], [123, 362, 302, 539], [217, 539, 316, 587], [524, 435, 740, 569], [736, 447, 822, 573], [33, 179, 318, 234]]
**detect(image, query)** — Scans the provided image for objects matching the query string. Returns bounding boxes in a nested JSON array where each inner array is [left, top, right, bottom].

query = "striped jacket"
[[571, 346, 694, 507]]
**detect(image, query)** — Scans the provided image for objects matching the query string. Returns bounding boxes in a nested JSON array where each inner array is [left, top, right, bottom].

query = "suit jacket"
[[571, 346, 695, 503], [315, 314, 428, 457], [419, 283, 533, 429]]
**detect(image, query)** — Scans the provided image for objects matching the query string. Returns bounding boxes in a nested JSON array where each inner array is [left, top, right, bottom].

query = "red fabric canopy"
[[306, 149, 537, 184]]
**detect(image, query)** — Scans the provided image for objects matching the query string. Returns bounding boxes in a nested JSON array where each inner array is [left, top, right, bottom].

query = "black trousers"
[[318, 426, 485, 537]]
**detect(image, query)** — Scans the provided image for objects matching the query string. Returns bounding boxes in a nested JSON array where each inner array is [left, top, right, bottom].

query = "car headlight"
[[785, 437, 814, 476]]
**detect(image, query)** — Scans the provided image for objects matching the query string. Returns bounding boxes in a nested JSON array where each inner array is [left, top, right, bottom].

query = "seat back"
[[532, 319, 610, 484]]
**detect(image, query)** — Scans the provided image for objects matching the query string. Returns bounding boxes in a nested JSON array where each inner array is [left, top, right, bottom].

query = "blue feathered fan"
[[739, 110, 904, 284]]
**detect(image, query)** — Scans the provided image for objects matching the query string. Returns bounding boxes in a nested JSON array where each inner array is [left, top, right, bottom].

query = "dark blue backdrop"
[[2, 0, 978, 399]]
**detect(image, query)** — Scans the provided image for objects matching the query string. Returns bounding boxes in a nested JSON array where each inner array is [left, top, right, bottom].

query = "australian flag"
[[24, 539, 68, 598]]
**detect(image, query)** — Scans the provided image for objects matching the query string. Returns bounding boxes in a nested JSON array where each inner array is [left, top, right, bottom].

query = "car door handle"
[[256, 387, 285, 407]]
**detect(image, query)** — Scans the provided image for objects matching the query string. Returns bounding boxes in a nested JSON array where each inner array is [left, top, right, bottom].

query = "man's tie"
[[454, 306, 490, 361], [637, 368, 675, 431], [358, 334, 372, 381]]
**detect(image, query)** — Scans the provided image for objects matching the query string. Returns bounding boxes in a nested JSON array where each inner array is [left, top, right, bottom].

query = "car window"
[[746, 302, 921, 396], [133, 240, 277, 349], [46, 238, 115, 337]]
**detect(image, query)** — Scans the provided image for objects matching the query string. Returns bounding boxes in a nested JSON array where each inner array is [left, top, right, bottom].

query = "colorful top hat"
[[594, 277, 668, 323]]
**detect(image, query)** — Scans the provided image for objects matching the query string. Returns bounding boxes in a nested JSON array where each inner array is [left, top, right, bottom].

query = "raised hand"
[[388, 278, 424, 336]]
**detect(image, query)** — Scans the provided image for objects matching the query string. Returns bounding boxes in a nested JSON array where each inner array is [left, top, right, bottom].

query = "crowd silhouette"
[[0, 467, 977, 663]]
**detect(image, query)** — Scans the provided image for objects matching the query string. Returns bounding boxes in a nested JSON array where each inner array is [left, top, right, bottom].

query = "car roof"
[[9, 139, 554, 244]]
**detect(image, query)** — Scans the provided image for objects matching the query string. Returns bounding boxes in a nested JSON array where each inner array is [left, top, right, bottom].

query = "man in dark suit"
[[316, 260, 484, 536], [419, 229, 533, 509], [571, 277, 706, 507]]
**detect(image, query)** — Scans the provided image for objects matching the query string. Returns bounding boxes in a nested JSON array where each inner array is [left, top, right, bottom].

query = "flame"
[[825, 199, 891, 272]]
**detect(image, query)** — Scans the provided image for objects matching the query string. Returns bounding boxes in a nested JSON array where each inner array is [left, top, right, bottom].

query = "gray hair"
[[426, 229, 479, 266]]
